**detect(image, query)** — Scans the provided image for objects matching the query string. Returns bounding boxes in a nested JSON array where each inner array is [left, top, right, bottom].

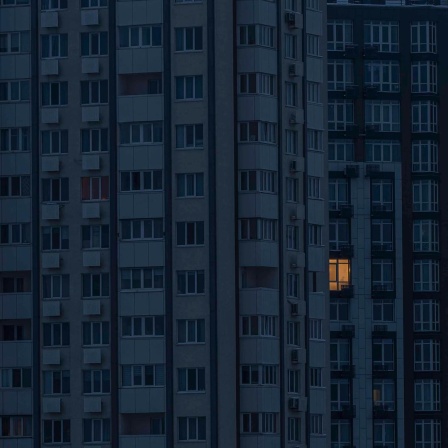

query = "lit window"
[[329, 259, 350, 291]]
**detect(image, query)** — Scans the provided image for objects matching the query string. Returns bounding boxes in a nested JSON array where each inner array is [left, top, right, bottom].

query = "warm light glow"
[[329, 259, 351, 291]]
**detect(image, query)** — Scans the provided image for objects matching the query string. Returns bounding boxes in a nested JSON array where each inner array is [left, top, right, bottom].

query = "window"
[[177, 270, 205, 295], [241, 413, 278, 434], [330, 339, 351, 371], [373, 379, 395, 411], [412, 62, 437, 93], [414, 339, 440, 371], [308, 225, 323, 247], [374, 420, 395, 448], [0, 368, 31, 388], [178, 417, 206, 441], [241, 316, 277, 337], [0, 176, 30, 197], [329, 219, 349, 251], [42, 178, 69, 203], [285, 130, 298, 154], [415, 420, 441, 448], [175, 124, 203, 149], [372, 219, 393, 251], [364, 61, 399, 92], [309, 319, 323, 340], [308, 129, 324, 152], [412, 101, 438, 133], [415, 380, 440, 411], [43, 274, 69, 299], [1, 0, 30, 5], [119, 26, 161, 48], [0, 223, 30, 245], [41, 0, 67, 10], [287, 321, 300, 346], [411, 22, 437, 53], [0, 127, 30, 152], [175, 76, 203, 100], [286, 225, 299, 250], [238, 121, 276, 144], [82, 273, 109, 298], [0, 31, 29, 53], [43, 323, 70, 347], [43, 370, 69, 395], [308, 177, 322, 199], [327, 20, 353, 51], [82, 176, 109, 200], [81, 225, 109, 249], [286, 0, 298, 11], [285, 82, 298, 106], [0, 416, 32, 437], [331, 379, 350, 411], [310, 368, 323, 387], [42, 130, 68, 154], [238, 25, 274, 48], [306, 34, 320, 56], [120, 268, 164, 290], [239, 170, 276, 193], [122, 365, 164, 387], [288, 417, 301, 442], [41, 34, 67, 58], [306, 81, 320, 104], [286, 273, 300, 298], [413, 180, 438, 212], [371, 179, 393, 212], [81, 32, 108, 56], [288, 369, 300, 393], [373, 299, 395, 322], [178, 368, 205, 392], [83, 370, 110, 394], [120, 171, 162, 192], [239, 218, 277, 241], [81, 128, 108, 152], [176, 221, 204, 246], [328, 140, 354, 162], [41, 226, 69, 251], [328, 100, 353, 131], [120, 121, 163, 145], [366, 140, 400, 163], [175, 27, 202, 51], [373, 338, 394, 371], [412, 141, 438, 173], [364, 21, 399, 52], [328, 59, 353, 91], [414, 299, 439, 332], [177, 173, 204, 198], [372, 259, 394, 292], [43, 420, 70, 444], [0, 275, 29, 294], [120, 219, 163, 240], [81, 0, 107, 7], [413, 220, 439, 252], [121, 316, 164, 337], [83, 419, 110, 443], [331, 420, 350, 448], [239, 73, 275, 96], [310, 415, 324, 435], [329, 259, 350, 291], [330, 298, 349, 321], [365, 101, 400, 132], [81, 80, 108, 105], [41, 82, 67, 106], [82, 322, 109, 346], [0, 80, 29, 102], [177, 319, 205, 344], [414, 260, 439, 292]]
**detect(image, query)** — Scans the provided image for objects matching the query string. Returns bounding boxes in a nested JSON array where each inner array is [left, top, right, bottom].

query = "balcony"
[[363, 44, 380, 58], [330, 204, 354, 219], [371, 204, 393, 215], [331, 403, 356, 418], [331, 284, 354, 299], [344, 85, 359, 99], [371, 284, 394, 298], [330, 244, 354, 259], [371, 243, 393, 258], [332, 325, 355, 338], [331, 363, 355, 378], [343, 44, 359, 58], [372, 362, 395, 374], [373, 403, 395, 418], [345, 165, 359, 178]]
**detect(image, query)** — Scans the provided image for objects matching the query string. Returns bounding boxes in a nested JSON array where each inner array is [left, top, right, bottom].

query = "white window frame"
[[412, 101, 438, 133], [327, 20, 353, 51], [365, 100, 400, 132], [328, 59, 353, 91], [412, 61, 437, 94], [364, 61, 400, 92], [364, 21, 399, 52], [414, 339, 440, 371], [414, 299, 439, 332], [411, 22, 437, 53], [328, 100, 354, 131], [412, 180, 438, 212]]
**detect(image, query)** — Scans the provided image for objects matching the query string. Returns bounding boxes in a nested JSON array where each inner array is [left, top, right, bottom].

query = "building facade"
[[0, 0, 328, 447], [327, 3, 448, 448]]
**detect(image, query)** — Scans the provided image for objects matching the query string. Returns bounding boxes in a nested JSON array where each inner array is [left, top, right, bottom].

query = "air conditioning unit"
[[285, 12, 297, 28], [291, 349, 299, 364], [289, 113, 298, 125], [374, 324, 388, 332], [290, 214, 298, 221], [289, 64, 298, 77], [291, 303, 299, 316], [289, 160, 298, 173], [288, 398, 299, 410]]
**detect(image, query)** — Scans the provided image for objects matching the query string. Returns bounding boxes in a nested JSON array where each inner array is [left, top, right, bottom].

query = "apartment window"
[[373, 299, 395, 322], [239, 170, 276, 193], [0, 127, 30, 152], [0, 80, 29, 102], [175, 124, 203, 149], [120, 219, 163, 240], [413, 220, 439, 252], [42, 178, 69, 202], [372, 259, 394, 292], [41, 34, 67, 58], [327, 20, 353, 51], [328, 100, 354, 131], [412, 141, 438, 173], [364, 61, 399, 92], [330, 339, 350, 370], [286, 225, 299, 250], [122, 316, 164, 337], [83, 419, 110, 443], [288, 369, 300, 393], [414, 299, 439, 332], [1, 275, 29, 294], [310, 368, 323, 387], [177, 221, 204, 246], [43, 370, 69, 395], [306, 81, 320, 104], [329, 259, 350, 291], [43, 323, 69, 347], [309, 319, 323, 340], [41, 82, 67, 106], [174, 0, 202, 3], [286, 0, 298, 11], [1, 0, 30, 5], [241, 413, 278, 434], [43, 420, 70, 444], [373, 338, 394, 371], [0, 368, 31, 388], [415, 420, 441, 448], [175, 76, 203, 100], [288, 417, 301, 442], [82, 273, 109, 298], [81, 0, 107, 7], [177, 270, 204, 295], [42, 274, 69, 299], [414, 260, 439, 292], [371, 179, 393, 212], [179, 417, 206, 441], [330, 298, 349, 321], [285, 130, 298, 154], [81, 80, 108, 105], [287, 321, 300, 346], [119, 121, 163, 145], [331, 420, 350, 447], [177, 173, 204, 198], [0, 31, 29, 53], [308, 129, 323, 152], [120, 268, 164, 290], [329, 219, 349, 251], [81, 225, 109, 249], [366, 140, 400, 162], [0, 416, 32, 437], [373, 379, 395, 411], [411, 22, 437, 53], [306, 34, 320, 56], [0, 223, 30, 245], [374, 420, 395, 448], [83, 370, 110, 394], [82, 322, 109, 346], [239, 218, 277, 241], [372, 219, 393, 251], [286, 178, 298, 203], [177, 319, 205, 344], [287, 273, 300, 298], [306, 0, 320, 10], [308, 225, 323, 247], [239, 73, 274, 96], [364, 21, 399, 52], [329, 139, 354, 161], [328, 59, 353, 91], [178, 368, 205, 392], [175, 27, 202, 51], [81, 128, 108, 152], [413, 180, 438, 212], [238, 25, 274, 48], [81, 32, 108, 56], [310, 415, 324, 436], [331, 379, 350, 411], [412, 62, 437, 93], [238, 121, 276, 144], [41, 226, 69, 251], [41, 0, 67, 10], [120, 171, 162, 192], [415, 380, 440, 411], [42, 130, 68, 154], [241, 315, 277, 337], [119, 25, 162, 48], [365, 101, 400, 132], [412, 101, 438, 133], [122, 365, 164, 387], [414, 339, 440, 371]]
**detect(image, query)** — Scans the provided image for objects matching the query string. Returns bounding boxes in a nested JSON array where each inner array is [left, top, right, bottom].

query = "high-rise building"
[[0, 0, 328, 447], [327, 2, 448, 447]]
